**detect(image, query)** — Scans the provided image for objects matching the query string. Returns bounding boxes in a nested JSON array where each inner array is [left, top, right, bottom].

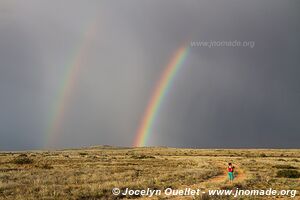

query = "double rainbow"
[[45, 21, 189, 148]]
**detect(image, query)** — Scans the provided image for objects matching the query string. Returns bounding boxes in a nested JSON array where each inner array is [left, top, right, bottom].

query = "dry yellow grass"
[[0, 147, 299, 199]]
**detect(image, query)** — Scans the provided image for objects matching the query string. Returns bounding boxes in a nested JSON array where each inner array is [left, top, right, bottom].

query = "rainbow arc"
[[134, 45, 189, 147]]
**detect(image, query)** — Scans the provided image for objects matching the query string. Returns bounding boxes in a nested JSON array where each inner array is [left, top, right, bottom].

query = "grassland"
[[0, 147, 299, 199]]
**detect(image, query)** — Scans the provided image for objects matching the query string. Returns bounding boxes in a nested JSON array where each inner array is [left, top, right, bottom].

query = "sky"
[[0, 0, 300, 150]]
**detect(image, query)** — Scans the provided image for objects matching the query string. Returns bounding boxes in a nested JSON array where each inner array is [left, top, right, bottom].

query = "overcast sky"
[[1, 0, 300, 150]]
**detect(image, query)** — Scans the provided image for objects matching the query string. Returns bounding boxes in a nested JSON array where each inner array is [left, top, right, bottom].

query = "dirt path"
[[212, 164, 246, 182], [205, 163, 247, 185], [186, 162, 248, 191], [138, 162, 249, 200], [168, 163, 249, 200]]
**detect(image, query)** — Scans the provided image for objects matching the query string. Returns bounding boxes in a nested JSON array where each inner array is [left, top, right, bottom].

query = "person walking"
[[228, 163, 235, 183]]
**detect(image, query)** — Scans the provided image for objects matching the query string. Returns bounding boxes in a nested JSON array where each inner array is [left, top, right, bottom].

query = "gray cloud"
[[0, 0, 299, 150]]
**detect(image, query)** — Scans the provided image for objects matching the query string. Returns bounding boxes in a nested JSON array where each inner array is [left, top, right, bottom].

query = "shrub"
[[130, 154, 155, 159], [259, 153, 267, 157], [36, 163, 53, 169], [273, 165, 297, 169], [276, 170, 300, 178], [12, 157, 34, 164], [277, 159, 286, 161]]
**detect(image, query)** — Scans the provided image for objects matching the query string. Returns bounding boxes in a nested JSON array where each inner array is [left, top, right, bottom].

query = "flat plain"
[[0, 147, 299, 199]]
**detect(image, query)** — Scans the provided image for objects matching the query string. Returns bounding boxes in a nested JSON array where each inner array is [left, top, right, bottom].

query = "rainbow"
[[46, 22, 97, 148], [134, 45, 189, 147]]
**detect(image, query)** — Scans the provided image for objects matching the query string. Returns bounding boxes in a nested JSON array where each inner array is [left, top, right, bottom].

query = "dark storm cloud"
[[0, 20, 45, 150], [0, 0, 299, 150]]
